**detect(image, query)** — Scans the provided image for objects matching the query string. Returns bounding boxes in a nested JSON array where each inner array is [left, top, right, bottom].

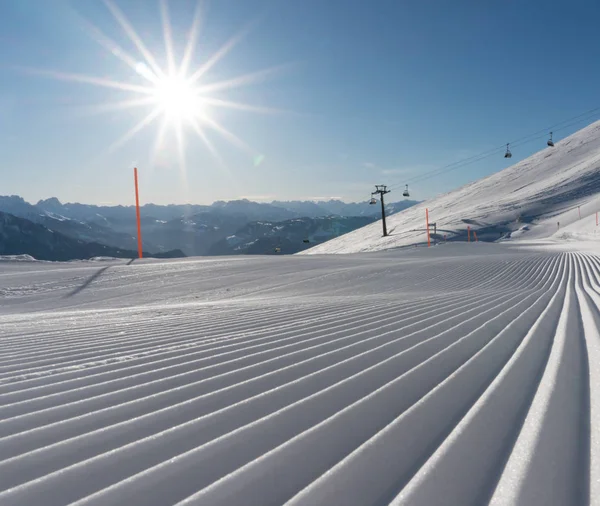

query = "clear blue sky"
[[1, 0, 599, 206]]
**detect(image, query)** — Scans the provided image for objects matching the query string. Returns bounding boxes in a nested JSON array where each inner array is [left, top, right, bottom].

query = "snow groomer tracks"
[[0, 247, 598, 505]]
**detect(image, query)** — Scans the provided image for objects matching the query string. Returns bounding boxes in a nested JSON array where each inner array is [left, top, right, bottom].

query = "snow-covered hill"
[[302, 120, 600, 254], [0, 244, 598, 504]]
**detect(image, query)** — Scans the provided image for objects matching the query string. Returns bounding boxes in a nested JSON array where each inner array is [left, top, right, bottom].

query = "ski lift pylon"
[[547, 131, 554, 147], [504, 143, 512, 158], [403, 184, 410, 198]]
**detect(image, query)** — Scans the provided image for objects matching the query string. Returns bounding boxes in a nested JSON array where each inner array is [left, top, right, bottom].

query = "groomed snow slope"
[[0, 244, 599, 505], [302, 120, 600, 255]]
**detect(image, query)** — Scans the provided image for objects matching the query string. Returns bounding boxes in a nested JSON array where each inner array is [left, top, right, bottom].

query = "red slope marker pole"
[[134, 167, 143, 259], [467, 226, 471, 242], [474, 230, 478, 242], [426, 208, 431, 247]]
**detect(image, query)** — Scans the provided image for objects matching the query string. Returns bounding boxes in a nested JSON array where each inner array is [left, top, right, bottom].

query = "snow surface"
[[302, 120, 600, 255], [0, 243, 599, 505], [0, 255, 38, 262]]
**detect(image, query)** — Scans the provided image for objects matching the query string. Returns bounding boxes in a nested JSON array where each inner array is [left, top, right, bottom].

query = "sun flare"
[[152, 74, 204, 123], [21, 0, 291, 181]]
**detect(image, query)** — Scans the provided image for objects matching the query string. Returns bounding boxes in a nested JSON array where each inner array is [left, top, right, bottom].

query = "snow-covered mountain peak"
[[37, 197, 63, 208]]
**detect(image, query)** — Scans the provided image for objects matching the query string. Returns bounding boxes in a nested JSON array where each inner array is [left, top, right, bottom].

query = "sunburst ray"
[[179, 1, 204, 78], [187, 17, 261, 85], [20, 1, 298, 179], [175, 121, 189, 197], [197, 62, 295, 94], [106, 107, 162, 153], [159, 0, 177, 76], [202, 115, 257, 157], [150, 116, 171, 169], [16, 67, 154, 95], [72, 96, 157, 117], [201, 97, 291, 115], [188, 117, 233, 180], [103, 0, 165, 79], [75, 15, 159, 84]]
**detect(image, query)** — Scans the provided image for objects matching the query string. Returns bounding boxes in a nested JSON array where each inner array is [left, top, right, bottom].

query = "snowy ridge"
[[0, 255, 38, 262], [302, 120, 600, 254], [0, 246, 598, 505]]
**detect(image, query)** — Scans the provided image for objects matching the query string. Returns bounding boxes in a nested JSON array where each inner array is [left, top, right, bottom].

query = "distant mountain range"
[[0, 212, 185, 262], [208, 216, 378, 255], [0, 195, 419, 260]]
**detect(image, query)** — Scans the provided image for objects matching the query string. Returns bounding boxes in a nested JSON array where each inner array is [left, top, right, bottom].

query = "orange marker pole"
[[426, 208, 431, 247], [474, 230, 478, 242], [134, 167, 143, 259], [467, 226, 471, 242]]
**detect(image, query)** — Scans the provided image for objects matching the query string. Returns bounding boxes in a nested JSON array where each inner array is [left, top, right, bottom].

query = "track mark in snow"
[[0, 248, 597, 505]]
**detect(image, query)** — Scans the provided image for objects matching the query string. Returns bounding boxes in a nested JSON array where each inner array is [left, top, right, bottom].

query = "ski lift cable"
[[388, 109, 600, 191], [385, 106, 600, 192], [386, 106, 600, 191], [394, 114, 596, 189], [396, 147, 507, 187], [386, 145, 505, 192], [388, 133, 564, 190], [401, 130, 560, 187], [387, 146, 506, 191], [507, 110, 600, 149], [504, 107, 600, 147], [389, 147, 504, 190]]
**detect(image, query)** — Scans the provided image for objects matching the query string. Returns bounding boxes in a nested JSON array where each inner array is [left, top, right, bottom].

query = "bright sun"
[[152, 75, 203, 122], [26, 0, 289, 174]]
